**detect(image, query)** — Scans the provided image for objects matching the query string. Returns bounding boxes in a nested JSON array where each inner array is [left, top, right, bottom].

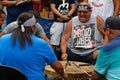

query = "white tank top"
[[68, 15, 102, 56], [88, 0, 114, 21]]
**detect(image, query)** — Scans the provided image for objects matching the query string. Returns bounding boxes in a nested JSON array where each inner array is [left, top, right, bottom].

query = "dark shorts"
[[67, 48, 96, 64]]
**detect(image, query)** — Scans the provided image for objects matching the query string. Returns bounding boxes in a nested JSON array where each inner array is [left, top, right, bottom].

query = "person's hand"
[[57, 15, 70, 22], [57, 14, 71, 22], [62, 72, 69, 80], [57, 17, 64, 22], [93, 50, 99, 59], [61, 53, 68, 61], [62, 15, 70, 21]]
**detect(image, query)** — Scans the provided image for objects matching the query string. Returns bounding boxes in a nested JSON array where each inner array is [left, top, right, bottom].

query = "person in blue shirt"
[[1, 0, 40, 25], [0, 12, 68, 80], [91, 16, 120, 80]]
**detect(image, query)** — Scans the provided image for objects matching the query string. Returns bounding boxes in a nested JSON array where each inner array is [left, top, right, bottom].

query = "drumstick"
[[79, 63, 90, 66], [71, 61, 91, 77], [64, 60, 71, 72]]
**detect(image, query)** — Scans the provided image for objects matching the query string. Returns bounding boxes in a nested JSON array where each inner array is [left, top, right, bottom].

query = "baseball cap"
[[105, 16, 120, 30], [77, 4, 92, 11]]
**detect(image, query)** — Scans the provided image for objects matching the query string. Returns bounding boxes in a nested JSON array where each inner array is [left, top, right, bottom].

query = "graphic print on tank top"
[[58, 0, 69, 15], [73, 24, 95, 50], [91, 0, 104, 7]]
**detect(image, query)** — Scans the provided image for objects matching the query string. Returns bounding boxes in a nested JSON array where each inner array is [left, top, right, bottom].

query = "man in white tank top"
[[88, 0, 119, 21], [61, 2, 104, 64]]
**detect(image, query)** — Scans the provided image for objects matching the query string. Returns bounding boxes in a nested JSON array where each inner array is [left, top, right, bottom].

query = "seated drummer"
[[60, 2, 104, 64], [92, 16, 120, 80], [0, 12, 68, 80]]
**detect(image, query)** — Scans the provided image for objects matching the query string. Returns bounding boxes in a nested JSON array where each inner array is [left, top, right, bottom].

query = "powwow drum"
[[44, 61, 94, 80]]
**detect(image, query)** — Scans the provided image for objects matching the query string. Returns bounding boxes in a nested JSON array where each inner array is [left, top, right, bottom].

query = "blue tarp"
[[39, 17, 54, 39]]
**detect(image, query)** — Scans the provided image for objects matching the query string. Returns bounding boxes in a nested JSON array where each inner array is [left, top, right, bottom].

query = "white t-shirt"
[[88, 0, 114, 21]]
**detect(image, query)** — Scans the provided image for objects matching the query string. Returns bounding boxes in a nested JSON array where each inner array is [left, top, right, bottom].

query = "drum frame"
[[44, 61, 94, 80]]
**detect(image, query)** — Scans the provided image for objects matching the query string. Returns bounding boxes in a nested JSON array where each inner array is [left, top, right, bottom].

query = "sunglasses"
[[77, 4, 92, 10]]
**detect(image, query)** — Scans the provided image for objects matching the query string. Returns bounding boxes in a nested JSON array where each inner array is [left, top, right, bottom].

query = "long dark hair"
[[11, 12, 34, 49]]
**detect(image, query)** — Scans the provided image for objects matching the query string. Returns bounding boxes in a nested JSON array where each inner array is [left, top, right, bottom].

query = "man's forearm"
[[31, 0, 40, 4], [91, 71, 101, 79], [2, 1, 15, 7], [113, 0, 120, 16], [51, 61, 65, 76], [51, 7, 64, 18], [61, 38, 68, 54], [67, 4, 75, 17], [2, 0, 40, 6]]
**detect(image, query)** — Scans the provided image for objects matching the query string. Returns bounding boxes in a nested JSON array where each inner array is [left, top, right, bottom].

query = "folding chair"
[[0, 65, 27, 80]]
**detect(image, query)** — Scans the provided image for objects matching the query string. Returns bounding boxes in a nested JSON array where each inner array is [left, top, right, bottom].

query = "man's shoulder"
[[35, 23, 43, 29], [72, 16, 78, 20], [7, 21, 18, 27], [0, 33, 11, 41], [35, 22, 42, 27], [103, 37, 120, 51]]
